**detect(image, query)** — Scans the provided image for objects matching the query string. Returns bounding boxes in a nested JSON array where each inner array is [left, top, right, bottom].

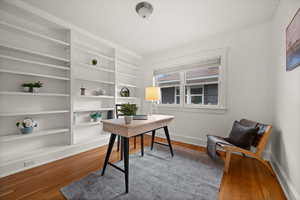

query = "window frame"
[[185, 85, 204, 105], [153, 49, 227, 110]]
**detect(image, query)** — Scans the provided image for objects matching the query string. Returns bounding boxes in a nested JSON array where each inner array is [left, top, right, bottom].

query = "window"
[[155, 72, 180, 104], [185, 66, 219, 105], [153, 55, 225, 109]]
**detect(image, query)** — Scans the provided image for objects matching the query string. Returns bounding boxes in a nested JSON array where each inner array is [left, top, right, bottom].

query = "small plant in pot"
[[22, 83, 34, 92], [119, 104, 138, 124], [90, 112, 102, 122], [16, 118, 38, 134], [32, 81, 43, 93]]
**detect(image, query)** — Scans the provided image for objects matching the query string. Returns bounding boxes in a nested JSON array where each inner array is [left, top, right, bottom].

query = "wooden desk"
[[101, 115, 174, 193]]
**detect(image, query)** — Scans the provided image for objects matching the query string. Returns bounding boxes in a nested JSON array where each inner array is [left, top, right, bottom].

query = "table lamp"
[[145, 87, 161, 115]]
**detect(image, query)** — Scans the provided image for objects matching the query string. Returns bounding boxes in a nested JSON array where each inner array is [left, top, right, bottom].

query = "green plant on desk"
[[120, 104, 138, 124]]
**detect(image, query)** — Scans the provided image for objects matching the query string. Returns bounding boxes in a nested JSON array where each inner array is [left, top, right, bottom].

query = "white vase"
[[23, 87, 30, 92], [90, 118, 101, 122], [124, 116, 133, 124], [32, 87, 40, 93]]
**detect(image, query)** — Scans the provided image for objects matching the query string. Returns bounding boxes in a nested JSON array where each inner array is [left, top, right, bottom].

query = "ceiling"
[[23, 0, 279, 55]]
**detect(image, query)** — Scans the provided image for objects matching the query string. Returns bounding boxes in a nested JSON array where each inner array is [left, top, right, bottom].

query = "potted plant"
[[92, 59, 98, 66], [32, 81, 43, 93], [22, 83, 34, 92], [90, 112, 102, 122], [119, 104, 138, 124], [16, 118, 38, 134]]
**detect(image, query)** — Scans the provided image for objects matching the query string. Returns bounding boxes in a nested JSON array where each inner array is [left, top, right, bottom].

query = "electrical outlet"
[[24, 160, 35, 167]]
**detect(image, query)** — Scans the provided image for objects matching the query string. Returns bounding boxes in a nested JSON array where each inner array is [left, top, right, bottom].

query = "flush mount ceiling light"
[[135, 2, 153, 19]]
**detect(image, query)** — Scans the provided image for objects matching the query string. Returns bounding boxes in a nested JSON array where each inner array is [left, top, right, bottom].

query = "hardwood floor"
[[0, 135, 286, 200]]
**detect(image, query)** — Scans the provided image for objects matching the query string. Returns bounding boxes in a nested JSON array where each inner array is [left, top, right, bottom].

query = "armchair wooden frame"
[[217, 125, 274, 175]]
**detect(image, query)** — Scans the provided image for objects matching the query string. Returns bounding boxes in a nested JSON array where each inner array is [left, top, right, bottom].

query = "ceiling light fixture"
[[135, 2, 153, 19]]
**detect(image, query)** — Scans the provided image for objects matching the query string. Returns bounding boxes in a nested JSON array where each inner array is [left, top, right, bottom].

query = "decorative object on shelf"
[[80, 86, 86, 96], [136, 1, 153, 19], [120, 87, 130, 97], [94, 88, 106, 96], [32, 81, 43, 93], [286, 8, 300, 71], [90, 112, 102, 122], [119, 103, 138, 124], [145, 86, 161, 115], [92, 59, 98, 66], [22, 83, 34, 92], [21, 81, 43, 93], [16, 118, 38, 134]]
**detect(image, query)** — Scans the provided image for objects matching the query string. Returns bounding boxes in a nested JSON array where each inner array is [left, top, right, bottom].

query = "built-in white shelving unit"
[[0, 128, 70, 142], [115, 50, 141, 105], [73, 122, 100, 127], [76, 62, 114, 73], [74, 108, 114, 113], [0, 91, 69, 97], [0, 43, 70, 62], [0, 21, 70, 47], [0, 69, 70, 80], [0, 110, 70, 117], [0, 0, 141, 177], [75, 77, 114, 85], [0, 54, 70, 70], [71, 29, 117, 145], [77, 95, 114, 99]]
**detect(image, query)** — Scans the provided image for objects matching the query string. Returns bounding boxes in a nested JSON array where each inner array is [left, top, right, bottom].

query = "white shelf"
[[73, 42, 114, 61], [74, 121, 101, 127], [0, 21, 70, 47], [117, 97, 137, 100], [0, 69, 70, 81], [118, 83, 137, 88], [0, 54, 70, 71], [74, 108, 114, 113], [0, 128, 69, 142], [75, 77, 114, 85], [0, 91, 69, 97], [77, 95, 114, 99], [117, 59, 138, 70], [76, 62, 114, 73], [0, 110, 70, 117], [0, 43, 70, 62], [117, 71, 137, 78]]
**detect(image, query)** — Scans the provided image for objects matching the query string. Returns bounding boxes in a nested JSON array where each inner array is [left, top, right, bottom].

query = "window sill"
[[155, 104, 227, 114]]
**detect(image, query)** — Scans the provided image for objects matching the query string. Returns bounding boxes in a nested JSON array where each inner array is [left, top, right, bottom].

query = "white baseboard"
[[153, 130, 207, 147], [0, 135, 110, 178], [270, 154, 300, 200]]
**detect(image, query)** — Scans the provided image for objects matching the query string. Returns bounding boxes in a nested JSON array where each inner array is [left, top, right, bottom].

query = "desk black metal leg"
[[123, 137, 129, 193], [101, 134, 116, 176], [164, 126, 174, 157], [141, 134, 144, 156], [151, 130, 156, 150], [120, 139, 124, 161]]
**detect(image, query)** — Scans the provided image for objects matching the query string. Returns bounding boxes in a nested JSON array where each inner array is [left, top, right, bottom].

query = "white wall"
[[271, 0, 300, 199], [141, 21, 273, 146]]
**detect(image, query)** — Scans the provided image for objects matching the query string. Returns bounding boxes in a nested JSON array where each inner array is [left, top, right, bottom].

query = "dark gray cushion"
[[225, 121, 258, 149]]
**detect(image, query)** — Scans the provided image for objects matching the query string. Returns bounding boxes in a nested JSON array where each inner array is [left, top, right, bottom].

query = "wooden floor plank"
[[0, 136, 286, 200]]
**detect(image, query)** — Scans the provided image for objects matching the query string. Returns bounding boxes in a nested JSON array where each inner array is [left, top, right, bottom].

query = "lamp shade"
[[145, 87, 161, 101]]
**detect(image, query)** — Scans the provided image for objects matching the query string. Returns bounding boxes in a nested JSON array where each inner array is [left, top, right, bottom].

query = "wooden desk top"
[[102, 115, 174, 137]]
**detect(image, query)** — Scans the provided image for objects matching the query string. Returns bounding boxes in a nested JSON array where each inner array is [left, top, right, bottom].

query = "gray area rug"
[[61, 145, 224, 200]]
